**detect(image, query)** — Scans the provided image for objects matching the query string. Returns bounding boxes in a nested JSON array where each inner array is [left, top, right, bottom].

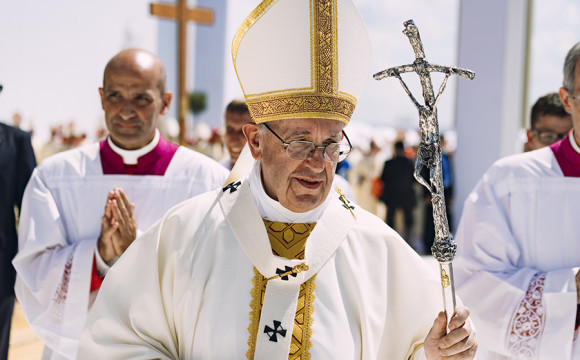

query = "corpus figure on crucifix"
[[374, 19, 475, 325]]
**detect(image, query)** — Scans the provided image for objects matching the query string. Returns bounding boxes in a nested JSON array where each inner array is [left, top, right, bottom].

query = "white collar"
[[107, 129, 160, 165], [569, 130, 580, 155], [248, 160, 330, 223]]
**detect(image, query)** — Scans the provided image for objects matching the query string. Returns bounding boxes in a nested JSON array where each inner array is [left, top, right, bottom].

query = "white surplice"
[[13, 142, 228, 360], [78, 161, 445, 360], [454, 146, 580, 359]]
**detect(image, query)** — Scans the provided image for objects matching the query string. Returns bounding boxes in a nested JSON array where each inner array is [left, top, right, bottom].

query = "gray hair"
[[563, 42, 580, 92]]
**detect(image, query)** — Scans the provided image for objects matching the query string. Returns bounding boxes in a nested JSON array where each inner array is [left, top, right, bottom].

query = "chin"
[[287, 194, 324, 213]]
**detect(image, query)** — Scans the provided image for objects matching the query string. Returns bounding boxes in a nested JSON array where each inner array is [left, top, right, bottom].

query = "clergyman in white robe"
[[13, 133, 228, 360], [454, 131, 580, 359], [78, 161, 446, 359]]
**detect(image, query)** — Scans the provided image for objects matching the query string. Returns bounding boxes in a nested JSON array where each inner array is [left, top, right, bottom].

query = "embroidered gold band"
[[314, 0, 337, 95], [248, 92, 356, 124]]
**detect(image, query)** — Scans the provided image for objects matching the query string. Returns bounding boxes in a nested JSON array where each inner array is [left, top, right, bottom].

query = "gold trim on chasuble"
[[247, 221, 317, 359], [233, 0, 356, 124]]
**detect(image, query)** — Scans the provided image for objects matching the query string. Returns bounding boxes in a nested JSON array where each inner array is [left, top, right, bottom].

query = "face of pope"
[[99, 50, 172, 150], [243, 118, 343, 213]]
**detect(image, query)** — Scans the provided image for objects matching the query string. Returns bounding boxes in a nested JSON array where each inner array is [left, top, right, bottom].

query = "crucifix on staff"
[[150, 0, 214, 145], [374, 19, 475, 327]]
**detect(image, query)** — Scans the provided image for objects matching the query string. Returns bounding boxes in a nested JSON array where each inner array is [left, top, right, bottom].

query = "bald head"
[[99, 49, 173, 150], [103, 49, 167, 96]]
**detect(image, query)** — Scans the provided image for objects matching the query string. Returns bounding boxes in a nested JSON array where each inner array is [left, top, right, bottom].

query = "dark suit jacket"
[[0, 123, 36, 300], [379, 155, 417, 208]]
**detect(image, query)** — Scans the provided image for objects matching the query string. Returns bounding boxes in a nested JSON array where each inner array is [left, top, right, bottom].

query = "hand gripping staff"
[[373, 20, 475, 327]]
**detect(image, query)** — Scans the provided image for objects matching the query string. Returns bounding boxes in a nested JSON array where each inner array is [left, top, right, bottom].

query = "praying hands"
[[97, 188, 137, 263]]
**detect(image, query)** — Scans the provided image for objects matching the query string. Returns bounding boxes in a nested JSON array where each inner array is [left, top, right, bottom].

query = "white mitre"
[[232, 0, 372, 125]]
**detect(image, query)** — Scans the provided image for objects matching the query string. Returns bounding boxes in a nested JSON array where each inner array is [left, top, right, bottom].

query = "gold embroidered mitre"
[[232, 0, 372, 125]]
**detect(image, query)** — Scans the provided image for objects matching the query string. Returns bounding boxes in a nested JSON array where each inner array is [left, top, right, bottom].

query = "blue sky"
[[0, 0, 578, 143]]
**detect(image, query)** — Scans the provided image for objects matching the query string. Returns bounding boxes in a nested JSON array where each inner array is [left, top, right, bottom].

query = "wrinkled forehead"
[[103, 66, 160, 92]]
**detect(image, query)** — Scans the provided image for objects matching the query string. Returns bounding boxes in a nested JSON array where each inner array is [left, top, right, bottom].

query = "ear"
[[160, 91, 173, 115], [98, 88, 105, 110], [526, 129, 534, 144], [242, 123, 263, 160], [560, 87, 573, 114]]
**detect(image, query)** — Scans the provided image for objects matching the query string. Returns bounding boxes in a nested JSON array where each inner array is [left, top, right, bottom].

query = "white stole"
[[219, 179, 357, 358]]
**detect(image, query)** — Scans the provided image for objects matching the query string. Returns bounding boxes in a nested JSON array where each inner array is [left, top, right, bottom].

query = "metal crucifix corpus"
[[373, 19, 475, 324], [150, 0, 214, 145]]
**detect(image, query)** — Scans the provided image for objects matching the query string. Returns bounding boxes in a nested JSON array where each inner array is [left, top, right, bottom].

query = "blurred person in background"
[[0, 83, 37, 359], [525, 92, 572, 151], [221, 98, 252, 170], [379, 140, 417, 241]]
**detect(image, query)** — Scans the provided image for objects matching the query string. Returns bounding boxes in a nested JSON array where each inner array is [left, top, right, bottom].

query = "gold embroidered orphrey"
[[233, 0, 356, 124], [247, 221, 317, 360]]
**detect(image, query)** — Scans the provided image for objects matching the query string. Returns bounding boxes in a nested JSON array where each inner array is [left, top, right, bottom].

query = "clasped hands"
[[97, 188, 137, 263]]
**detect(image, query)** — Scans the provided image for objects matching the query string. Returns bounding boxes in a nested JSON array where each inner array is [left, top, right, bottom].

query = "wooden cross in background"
[[150, 0, 214, 145]]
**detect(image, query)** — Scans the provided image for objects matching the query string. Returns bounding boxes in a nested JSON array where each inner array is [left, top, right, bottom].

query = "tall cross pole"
[[150, 0, 214, 145], [373, 20, 475, 326]]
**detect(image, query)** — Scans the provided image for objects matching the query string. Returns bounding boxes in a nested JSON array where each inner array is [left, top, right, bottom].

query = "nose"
[[304, 147, 325, 172], [119, 101, 135, 120], [230, 132, 245, 146]]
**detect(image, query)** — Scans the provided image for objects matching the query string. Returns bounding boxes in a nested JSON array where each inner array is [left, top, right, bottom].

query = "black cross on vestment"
[[264, 320, 287, 342], [222, 181, 241, 193], [276, 266, 297, 281], [338, 195, 355, 212]]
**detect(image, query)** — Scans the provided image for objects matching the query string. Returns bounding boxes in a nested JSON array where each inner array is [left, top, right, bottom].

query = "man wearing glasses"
[[525, 92, 572, 151], [454, 42, 580, 359], [78, 0, 477, 358]]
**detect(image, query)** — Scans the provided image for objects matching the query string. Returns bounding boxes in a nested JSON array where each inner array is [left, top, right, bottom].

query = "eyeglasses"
[[532, 129, 568, 145], [263, 123, 352, 163]]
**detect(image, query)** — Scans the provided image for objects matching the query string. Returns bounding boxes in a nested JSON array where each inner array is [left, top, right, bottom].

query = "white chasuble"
[[13, 143, 227, 360], [455, 147, 580, 359], [78, 178, 444, 359]]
